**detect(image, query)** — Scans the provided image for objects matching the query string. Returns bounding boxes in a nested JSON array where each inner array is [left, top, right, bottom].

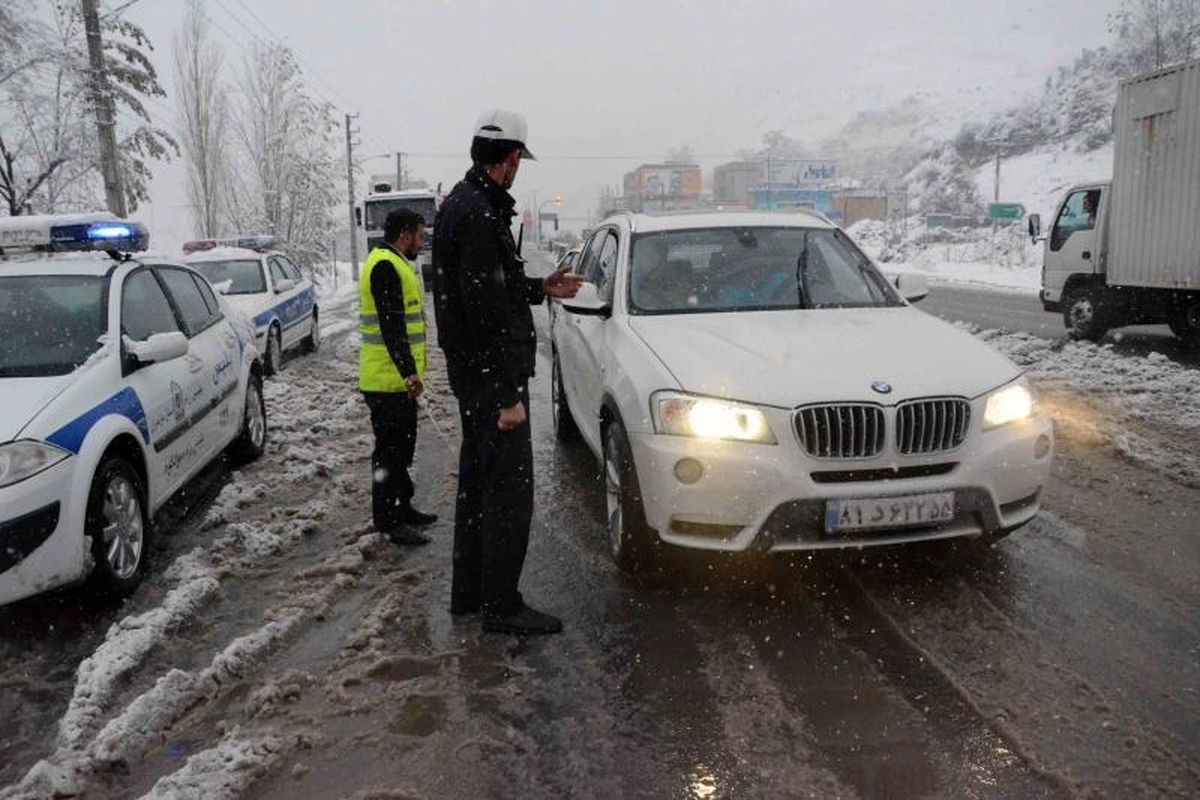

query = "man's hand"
[[543, 266, 585, 299], [497, 401, 527, 431], [405, 375, 424, 398]]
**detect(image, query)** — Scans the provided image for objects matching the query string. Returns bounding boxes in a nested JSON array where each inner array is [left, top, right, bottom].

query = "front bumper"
[[627, 408, 1054, 553], [0, 458, 86, 605]]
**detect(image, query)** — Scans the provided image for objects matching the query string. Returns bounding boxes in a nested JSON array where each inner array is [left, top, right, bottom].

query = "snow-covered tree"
[[174, 0, 228, 238], [227, 43, 338, 270], [1110, 0, 1200, 72]]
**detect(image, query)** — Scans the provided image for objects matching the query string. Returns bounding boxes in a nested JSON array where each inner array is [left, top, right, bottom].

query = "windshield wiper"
[[795, 232, 811, 309]]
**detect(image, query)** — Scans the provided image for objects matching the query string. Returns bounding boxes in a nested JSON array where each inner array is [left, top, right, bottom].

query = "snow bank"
[[138, 735, 286, 800]]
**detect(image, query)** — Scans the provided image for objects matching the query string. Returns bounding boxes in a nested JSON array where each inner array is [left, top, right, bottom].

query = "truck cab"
[[356, 186, 439, 290], [1037, 182, 1110, 328]]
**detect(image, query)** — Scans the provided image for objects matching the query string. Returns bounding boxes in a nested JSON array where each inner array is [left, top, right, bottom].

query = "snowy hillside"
[[973, 143, 1114, 221]]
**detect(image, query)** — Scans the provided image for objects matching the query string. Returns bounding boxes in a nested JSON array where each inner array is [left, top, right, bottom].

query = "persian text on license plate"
[[825, 492, 956, 534]]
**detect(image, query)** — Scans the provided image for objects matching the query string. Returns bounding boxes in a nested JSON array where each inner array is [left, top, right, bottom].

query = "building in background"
[[622, 163, 703, 212], [713, 161, 763, 206], [831, 189, 888, 227]]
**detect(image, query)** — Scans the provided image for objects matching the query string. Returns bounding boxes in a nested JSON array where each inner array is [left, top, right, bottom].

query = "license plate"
[[825, 491, 956, 534]]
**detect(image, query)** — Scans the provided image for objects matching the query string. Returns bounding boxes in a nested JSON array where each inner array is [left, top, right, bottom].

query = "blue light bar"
[[49, 220, 149, 253]]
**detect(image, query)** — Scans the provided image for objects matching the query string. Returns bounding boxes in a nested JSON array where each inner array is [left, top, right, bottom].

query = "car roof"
[[605, 210, 838, 234], [183, 246, 271, 262], [0, 251, 135, 277]]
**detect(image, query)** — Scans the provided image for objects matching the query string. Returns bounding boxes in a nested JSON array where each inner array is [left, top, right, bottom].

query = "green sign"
[[988, 202, 1026, 221]]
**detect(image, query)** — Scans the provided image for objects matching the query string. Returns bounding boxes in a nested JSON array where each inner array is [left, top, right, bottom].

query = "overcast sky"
[[125, 0, 1122, 247]]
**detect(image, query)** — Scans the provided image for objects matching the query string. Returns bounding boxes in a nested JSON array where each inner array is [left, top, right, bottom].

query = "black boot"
[[385, 527, 431, 547], [399, 505, 438, 526], [483, 603, 563, 636]]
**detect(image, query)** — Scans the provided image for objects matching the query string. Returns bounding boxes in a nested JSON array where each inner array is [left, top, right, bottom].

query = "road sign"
[[988, 202, 1025, 221]]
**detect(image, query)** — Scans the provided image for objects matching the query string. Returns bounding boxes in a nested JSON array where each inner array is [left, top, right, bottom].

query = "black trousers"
[[363, 391, 418, 532], [449, 379, 533, 618]]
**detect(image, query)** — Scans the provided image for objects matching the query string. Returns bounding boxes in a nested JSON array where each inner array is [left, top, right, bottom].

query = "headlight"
[[983, 379, 1035, 429], [652, 392, 777, 444], [0, 440, 71, 489]]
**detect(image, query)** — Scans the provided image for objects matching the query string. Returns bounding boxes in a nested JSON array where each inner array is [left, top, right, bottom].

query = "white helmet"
[[473, 109, 535, 160]]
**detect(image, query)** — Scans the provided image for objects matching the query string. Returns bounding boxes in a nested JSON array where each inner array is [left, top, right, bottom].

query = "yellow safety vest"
[[359, 247, 426, 393]]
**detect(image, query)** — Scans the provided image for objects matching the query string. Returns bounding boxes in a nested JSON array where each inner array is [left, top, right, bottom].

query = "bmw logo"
[[871, 380, 893, 395]]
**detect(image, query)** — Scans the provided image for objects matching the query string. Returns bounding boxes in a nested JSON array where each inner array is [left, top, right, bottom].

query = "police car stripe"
[[46, 387, 150, 455], [252, 287, 318, 328]]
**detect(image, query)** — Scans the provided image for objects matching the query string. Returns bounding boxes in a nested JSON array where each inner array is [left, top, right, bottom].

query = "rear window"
[[191, 259, 266, 294]]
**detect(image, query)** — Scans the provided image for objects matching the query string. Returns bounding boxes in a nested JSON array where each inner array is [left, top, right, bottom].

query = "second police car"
[[183, 236, 319, 376], [0, 214, 267, 606]]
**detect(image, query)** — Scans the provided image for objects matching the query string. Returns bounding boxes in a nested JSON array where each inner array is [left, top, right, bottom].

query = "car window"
[[575, 233, 605, 284], [269, 258, 289, 287], [0, 275, 108, 377], [590, 232, 620, 300], [191, 259, 266, 294], [157, 267, 218, 336], [191, 272, 223, 320], [1050, 189, 1102, 252], [278, 257, 303, 282], [122, 270, 181, 342]]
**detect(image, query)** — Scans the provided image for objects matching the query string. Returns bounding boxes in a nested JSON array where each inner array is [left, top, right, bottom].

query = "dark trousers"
[[450, 379, 533, 618], [363, 392, 417, 532]]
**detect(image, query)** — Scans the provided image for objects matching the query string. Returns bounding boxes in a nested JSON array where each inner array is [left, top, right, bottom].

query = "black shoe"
[[384, 528, 431, 547], [400, 506, 438, 526], [482, 604, 563, 636], [450, 600, 480, 617]]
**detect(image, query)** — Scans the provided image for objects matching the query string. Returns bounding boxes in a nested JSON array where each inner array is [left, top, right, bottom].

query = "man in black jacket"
[[433, 109, 582, 636]]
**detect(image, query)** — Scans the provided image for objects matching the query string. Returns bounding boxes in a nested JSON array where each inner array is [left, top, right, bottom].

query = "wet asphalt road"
[[917, 282, 1200, 368], [1, 261, 1197, 798]]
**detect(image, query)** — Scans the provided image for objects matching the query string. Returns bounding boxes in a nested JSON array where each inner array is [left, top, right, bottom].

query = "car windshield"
[[628, 226, 901, 314], [365, 198, 436, 230], [191, 259, 266, 294], [0, 276, 107, 377]]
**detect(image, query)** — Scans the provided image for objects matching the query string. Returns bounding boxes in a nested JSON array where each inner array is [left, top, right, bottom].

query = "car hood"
[[1, 376, 74, 443], [628, 307, 1021, 407]]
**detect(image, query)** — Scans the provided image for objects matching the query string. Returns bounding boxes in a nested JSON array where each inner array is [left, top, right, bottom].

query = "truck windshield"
[[628, 227, 901, 314], [365, 198, 436, 230], [191, 259, 266, 294], [0, 276, 107, 377]]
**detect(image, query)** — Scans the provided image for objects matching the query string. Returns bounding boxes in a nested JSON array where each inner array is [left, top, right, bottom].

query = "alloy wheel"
[[101, 475, 143, 581]]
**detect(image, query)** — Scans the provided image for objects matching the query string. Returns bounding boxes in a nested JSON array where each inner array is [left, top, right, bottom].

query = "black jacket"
[[432, 166, 544, 407], [369, 242, 418, 383]]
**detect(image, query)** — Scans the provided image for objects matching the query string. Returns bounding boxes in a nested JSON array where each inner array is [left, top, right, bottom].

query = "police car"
[[183, 237, 319, 376], [0, 214, 266, 606]]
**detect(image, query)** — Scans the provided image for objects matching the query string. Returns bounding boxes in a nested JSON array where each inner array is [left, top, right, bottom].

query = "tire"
[[603, 420, 657, 574], [230, 372, 267, 463], [551, 351, 578, 442], [263, 324, 283, 376], [1063, 287, 1108, 341], [86, 458, 150, 597], [302, 309, 320, 354]]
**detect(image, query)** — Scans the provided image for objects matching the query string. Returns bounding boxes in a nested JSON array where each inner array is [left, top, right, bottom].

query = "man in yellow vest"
[[359, 208, 437, 546]]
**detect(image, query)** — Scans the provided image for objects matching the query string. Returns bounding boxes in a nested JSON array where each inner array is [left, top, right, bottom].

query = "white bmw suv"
[[0, 215, 266, 605], [550, 211, 1053, 572]]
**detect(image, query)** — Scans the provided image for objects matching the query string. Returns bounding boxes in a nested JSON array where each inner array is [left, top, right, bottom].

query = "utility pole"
[[396, 152, 403, 190], [345, 113, 360, 281], [81, 0, 126, 217]]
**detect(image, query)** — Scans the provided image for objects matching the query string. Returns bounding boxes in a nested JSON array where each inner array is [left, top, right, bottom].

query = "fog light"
[[674, 458, 704, 484], [1035, 435, 1051, 459]]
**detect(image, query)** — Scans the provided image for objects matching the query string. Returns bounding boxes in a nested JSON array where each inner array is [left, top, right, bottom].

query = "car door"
[[191, 271, 244, 447], [572, 229, 621, 446], [118, 269, 203, 505], [556, 231, 604, 431], [154, 266, 234, 469], [269, 256, 307, 348], [278, 256, 316, 345], [1044, 187, 1105, 296]]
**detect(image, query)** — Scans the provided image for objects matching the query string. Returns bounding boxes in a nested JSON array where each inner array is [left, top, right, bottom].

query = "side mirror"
[[211, 279, 234, 295], [124, 331, 189, 366], [1028, 213, 1042, 242], [562, 282, 612, 318], [895, 273, 929, 303], [354, 207, 363, 228], [274, 278, 296, 294]]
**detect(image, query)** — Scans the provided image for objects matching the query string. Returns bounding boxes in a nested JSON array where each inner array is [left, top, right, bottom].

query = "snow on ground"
[[138, 735, 286, 800], [969, 324, 1200, 486]]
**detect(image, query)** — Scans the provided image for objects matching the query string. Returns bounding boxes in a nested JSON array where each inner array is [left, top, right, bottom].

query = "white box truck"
[[1033, 59, 1200, 344], [355, 185, 440, 289]]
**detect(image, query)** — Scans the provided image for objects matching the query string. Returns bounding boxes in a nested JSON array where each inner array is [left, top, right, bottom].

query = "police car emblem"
[[871, 380, 893, 395], [170, 381, 186, 424]]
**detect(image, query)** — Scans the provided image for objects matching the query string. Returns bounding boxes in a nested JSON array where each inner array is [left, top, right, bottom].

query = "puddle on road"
[[388, 695, 449, 738]]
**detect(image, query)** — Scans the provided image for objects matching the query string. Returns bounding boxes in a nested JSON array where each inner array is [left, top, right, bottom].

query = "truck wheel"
[[1063, 288, 1108, 341]]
